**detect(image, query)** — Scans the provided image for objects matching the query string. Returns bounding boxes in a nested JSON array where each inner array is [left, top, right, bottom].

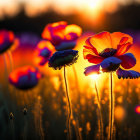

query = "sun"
[[90, 74, 99, 80], [87, 0, 102, 10]]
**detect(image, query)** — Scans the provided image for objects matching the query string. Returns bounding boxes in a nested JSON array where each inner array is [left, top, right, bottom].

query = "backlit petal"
[[85, 54, 104, 64], [116, 68, 140, 79], [86, 31, 112, 52], [116, 42, 132, 55], [65, 24, 82, 41], [118, 53, 136, 69], [111, 32, 133, 49], [84, 64, 101, 76]]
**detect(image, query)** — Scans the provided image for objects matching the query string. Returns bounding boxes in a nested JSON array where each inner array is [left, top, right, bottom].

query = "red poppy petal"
[[110, 32, 133, 48], [85, 54, 104, 64], [83, 45, 99, 57], [42, 21, 67, 44], [86, 31, 112, 52], [116, 42, 132, 55], [65, 24, 82, 40], [118, 53, 136, 69], [119, 37, 128, 45]]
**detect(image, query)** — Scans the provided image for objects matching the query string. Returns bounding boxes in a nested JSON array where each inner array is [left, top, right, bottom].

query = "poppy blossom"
[[48, 50, 79, 70], [42, 21, 82, 50], [83, 31, 140, 79], [35, 40, 55, 66], [0, 30, 15, 54], [9, 66, 41, 90]]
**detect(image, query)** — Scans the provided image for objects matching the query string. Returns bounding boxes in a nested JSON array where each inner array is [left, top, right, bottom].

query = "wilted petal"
[[118, 53, 136, 69], [100, 57, 122, 72], [84, 64, 101, 76], [116, 68, 140, 79]]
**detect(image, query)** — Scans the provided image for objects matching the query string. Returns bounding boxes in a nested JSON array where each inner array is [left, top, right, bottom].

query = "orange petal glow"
[[9, 66, 36, 83], [9, 31, 14, 42], [111, 32, 133, 49], [65, 24, 82, 39], [51, 21, 67, 28], [34, 40, 55, 66], [42, 21, 67, 41], [84, 31, 133, 60], [135, 105, 140, 114], [37, 40, 55, 52], [86, 31, 112, 52]]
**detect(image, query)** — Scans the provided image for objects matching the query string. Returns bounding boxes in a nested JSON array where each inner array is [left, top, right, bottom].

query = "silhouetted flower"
[[9, 66, 41, 90], [42, 21, 82, 50], [83, 31, 140, 79], [0, 30, 16, 54], [35, 40, 55, 66], [49, 50, 78, 70]]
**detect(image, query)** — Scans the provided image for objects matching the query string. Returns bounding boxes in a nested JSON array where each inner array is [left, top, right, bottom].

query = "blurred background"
[[0, 0, 140, 140], [0, 0, 140, 33]]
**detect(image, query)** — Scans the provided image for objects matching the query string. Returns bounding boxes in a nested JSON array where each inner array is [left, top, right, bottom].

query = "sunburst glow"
[[0, 0, 138, 19]]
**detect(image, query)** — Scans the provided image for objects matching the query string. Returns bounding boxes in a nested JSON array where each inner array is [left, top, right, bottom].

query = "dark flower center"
[[48, 50, 79, 70], [99, 48, 117, 58]]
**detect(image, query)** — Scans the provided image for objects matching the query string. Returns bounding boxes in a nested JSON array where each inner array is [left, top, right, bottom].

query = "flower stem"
[[64, 66, 72, 140], [72, 65, 82, 140], [95, 82, 104, 140], [3, 54, 8, 82], [23, 115, 28, 140], [109, 72, 114, 140], [7, 51, 14, 72], [10, 119, 15, 140]]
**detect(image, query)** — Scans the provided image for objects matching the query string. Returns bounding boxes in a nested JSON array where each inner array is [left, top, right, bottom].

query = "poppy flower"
[[0, 30, 15, 54], [9, 66, 41, 90], [42, 21, 82, 51], [48, 50, 79, 70], [83, 31, 140, 79], [35, 40, 55, 66]]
